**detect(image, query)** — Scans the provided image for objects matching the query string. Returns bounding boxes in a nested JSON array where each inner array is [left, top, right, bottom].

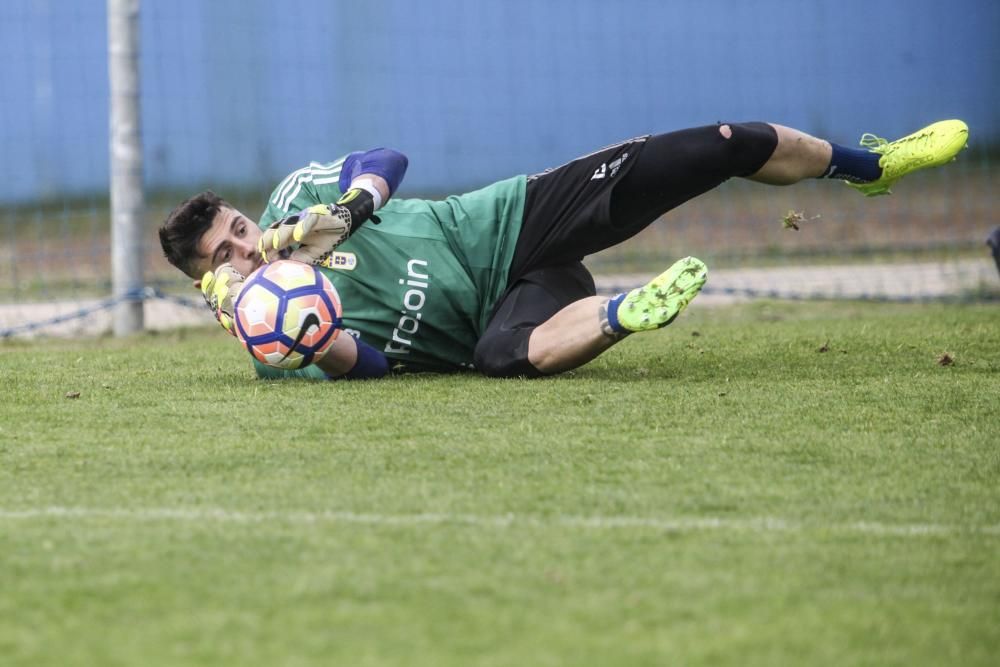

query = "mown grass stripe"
[[2, 506, 997, 537]]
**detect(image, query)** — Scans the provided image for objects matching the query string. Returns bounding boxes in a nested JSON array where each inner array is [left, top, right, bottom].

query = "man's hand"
[[201, 263, 246, 336], [258, 189, 379, 266]]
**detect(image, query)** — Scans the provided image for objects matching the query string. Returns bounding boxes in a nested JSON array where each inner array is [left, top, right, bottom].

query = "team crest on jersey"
[[320, 251, 357, 271]]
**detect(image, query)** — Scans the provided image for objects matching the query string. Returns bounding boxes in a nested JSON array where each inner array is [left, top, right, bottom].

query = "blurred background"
[[1, 0, 998, 336]]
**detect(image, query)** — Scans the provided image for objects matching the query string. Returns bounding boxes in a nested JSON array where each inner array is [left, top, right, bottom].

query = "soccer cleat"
[[848, 119, 969, 196], [616, 256, 708, 332]]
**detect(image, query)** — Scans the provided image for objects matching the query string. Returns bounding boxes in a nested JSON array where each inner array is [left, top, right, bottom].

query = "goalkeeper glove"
[[200, 262, 245, 336], [257, 188, 379, 266]]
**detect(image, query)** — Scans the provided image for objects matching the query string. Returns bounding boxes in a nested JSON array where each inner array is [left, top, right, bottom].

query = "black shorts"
[[475, 122, 779, 378]]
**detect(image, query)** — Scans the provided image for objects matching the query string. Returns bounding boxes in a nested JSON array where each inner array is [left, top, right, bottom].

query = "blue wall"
[[1, 0, 997, 202]]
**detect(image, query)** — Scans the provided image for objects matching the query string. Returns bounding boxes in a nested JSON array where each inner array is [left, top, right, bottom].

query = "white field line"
[[0, 507, 997, 538]]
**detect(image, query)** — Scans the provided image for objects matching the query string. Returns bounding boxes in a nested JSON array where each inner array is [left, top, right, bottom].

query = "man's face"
[[192, 206, 263, 284]]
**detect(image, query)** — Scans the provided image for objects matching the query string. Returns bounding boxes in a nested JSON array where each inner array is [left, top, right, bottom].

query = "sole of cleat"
[[617, 257, 708, 332]]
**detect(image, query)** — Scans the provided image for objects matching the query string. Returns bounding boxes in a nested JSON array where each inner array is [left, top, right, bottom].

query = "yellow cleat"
[[849, 119, 969, 196], [616, 256, 707, 332]]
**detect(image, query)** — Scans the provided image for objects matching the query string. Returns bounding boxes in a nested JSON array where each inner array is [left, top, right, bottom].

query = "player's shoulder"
[[268, 158, 347, 207], [260, 157, 351, 227]]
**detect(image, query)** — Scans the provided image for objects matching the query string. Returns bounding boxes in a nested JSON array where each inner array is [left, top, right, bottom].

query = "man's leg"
[[477, 258, 703, 377], [740, 123, 831, 184], [519, 123, 780, 376], [474, 264, 597, 378], [496, 123, 786, 376], [744, 120, 970, 193], [604, 122, 852, 228], [525, 296, 610, 374], [528, 257, 707, 374], [507, 120, 969, 376]]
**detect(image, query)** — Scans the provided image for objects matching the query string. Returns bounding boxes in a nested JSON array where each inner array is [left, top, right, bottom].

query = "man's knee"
[[717, 122, 779, 175], [473, 330, 544, 379]]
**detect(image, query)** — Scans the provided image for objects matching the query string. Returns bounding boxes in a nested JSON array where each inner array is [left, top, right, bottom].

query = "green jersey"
[[252, 159, 526, 379]]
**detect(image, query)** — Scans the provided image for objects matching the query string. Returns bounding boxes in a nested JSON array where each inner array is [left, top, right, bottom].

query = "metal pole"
[[108, 0, 144, 336]]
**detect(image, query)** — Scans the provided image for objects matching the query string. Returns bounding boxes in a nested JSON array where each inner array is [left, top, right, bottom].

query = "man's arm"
[[337, 147, 409, 210], [251, 329, 389, 381], [261, 148, 408, 225], [201, 261, 389, 381], [258, 149, 409, 265], [314, 332, 390, 380]]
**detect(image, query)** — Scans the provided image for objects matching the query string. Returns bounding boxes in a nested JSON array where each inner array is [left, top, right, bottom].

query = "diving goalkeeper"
[[158, 120, 969, 380]]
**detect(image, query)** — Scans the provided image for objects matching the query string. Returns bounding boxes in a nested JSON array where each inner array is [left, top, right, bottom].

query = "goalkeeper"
[[159, 120, 969, 380]]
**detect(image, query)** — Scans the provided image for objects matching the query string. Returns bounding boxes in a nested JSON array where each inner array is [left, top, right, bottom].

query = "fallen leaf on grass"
[[818, 341, 830, 353], [937, 353, 954, 366], [65, 391, 81, 399]]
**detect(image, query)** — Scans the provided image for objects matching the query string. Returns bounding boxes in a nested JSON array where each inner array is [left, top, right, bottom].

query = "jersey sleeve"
[[259, 157, 350, 228]]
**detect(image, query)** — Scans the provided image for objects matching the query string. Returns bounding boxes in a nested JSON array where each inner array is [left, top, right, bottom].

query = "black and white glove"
[[257, 189, 379, 266]]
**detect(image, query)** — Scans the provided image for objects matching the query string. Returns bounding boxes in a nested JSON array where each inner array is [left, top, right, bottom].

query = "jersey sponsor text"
[[384, 259, 429, 356]]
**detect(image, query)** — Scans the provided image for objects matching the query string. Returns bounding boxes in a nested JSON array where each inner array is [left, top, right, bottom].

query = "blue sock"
[[604, 293, 630, 335], [336, 337, 389, 380], [819, 143, 883, 183]]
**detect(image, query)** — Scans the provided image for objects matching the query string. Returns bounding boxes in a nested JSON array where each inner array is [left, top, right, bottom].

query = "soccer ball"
[[233, 260, 342, 369]]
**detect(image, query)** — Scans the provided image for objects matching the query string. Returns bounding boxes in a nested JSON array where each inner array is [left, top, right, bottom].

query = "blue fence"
[[1, 0, 997, 202]]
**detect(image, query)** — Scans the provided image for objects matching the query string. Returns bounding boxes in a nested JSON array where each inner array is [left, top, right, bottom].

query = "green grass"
[[1, 301, 998, 666]]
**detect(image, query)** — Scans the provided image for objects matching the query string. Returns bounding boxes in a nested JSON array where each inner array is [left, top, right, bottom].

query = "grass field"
[[1, 301, 998, 666]]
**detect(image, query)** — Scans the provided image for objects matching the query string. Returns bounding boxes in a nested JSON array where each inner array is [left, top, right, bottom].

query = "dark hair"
[[158, 190, 230, 278]]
